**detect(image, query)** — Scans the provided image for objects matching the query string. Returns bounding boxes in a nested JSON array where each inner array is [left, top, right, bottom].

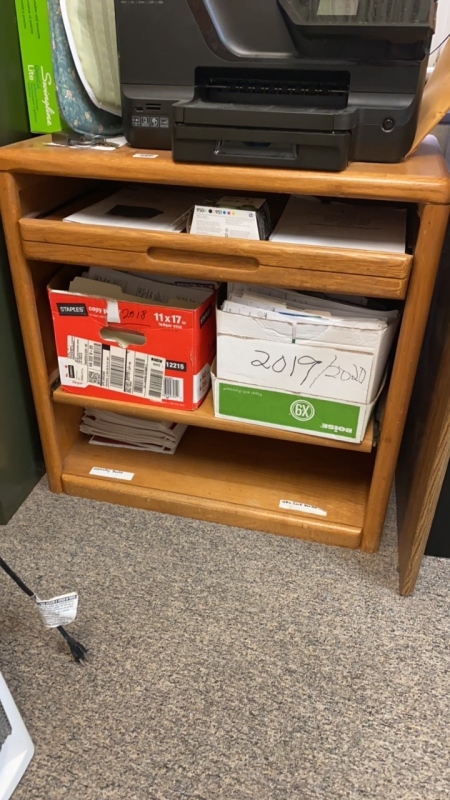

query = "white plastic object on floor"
[[0, 672, 34, 800]]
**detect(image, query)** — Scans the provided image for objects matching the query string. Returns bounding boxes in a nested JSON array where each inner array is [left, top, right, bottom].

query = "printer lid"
[[277, 0, 437, 59], [279, 0, 435, 26]]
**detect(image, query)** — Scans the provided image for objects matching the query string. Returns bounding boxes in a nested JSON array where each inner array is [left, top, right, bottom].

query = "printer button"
[[382, 118, 395, 132]]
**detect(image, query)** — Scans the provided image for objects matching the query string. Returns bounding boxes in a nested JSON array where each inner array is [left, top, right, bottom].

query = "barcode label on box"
[[109, 348, 126, 390], [163, 377, 184, 402], [130, 354, 147, 395], [147, 356, 165, 400], [88, 342, 102, 384], [64, 337, 169, 401]]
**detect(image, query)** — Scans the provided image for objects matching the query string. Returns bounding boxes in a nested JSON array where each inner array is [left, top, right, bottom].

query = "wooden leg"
[[361, 203, 450, 553], [0, 173, 63, 492]]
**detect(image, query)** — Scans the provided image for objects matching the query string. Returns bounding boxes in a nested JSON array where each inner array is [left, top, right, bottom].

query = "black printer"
[[115, 0, 437, 171]]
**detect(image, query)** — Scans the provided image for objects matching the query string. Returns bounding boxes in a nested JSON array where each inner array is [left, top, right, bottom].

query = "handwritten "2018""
[[250, 351, 367, 388]]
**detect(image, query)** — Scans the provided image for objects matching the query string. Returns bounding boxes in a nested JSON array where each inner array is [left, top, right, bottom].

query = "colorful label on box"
[[217, 383, 361, 439], [15, 0, 64, 132]]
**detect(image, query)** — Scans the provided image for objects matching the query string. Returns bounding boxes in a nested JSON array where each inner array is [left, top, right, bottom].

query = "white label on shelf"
[[279, 500, 327, 517], [132, 153, 159, 159], [89, 467, 135, 480], [35, 592, 78, 628]]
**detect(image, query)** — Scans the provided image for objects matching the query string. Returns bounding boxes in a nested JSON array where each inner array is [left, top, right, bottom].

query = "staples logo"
[[57, 303, 87, 316]]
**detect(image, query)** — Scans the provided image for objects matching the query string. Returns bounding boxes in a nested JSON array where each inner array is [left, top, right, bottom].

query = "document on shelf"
[[63, 186, 206, 233], [226, 283, 399, 326], [269, 196, 407, 253], [81, 408, 187, 454], [81, 267, 212, 305], [69, 272, 212, 311]]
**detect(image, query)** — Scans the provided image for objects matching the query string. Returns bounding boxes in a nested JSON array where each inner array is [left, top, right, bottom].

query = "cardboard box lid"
[[408, 40, 450, 155]]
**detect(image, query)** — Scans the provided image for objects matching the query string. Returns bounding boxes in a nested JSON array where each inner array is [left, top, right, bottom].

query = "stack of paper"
[[64, 186, 209, 233], [224, 283, 399, 331], [270, 195, 407, 253], [71, 266, 213, 309], [81, 408, 187, 454], [125, 270, 219, 292]]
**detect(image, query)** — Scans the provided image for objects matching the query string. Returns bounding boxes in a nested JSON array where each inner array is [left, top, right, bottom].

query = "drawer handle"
[[147, 247, 259, 272]]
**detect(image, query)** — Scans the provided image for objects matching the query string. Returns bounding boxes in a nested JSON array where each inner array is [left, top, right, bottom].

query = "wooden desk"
[[0, 135, 448, 590]]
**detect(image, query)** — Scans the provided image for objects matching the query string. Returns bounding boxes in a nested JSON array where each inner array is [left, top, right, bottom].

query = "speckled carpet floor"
[[1, 477, 450, 800]]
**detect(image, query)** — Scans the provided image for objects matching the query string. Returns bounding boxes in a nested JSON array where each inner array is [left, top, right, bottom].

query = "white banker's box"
[[216, 306, 398, 406]]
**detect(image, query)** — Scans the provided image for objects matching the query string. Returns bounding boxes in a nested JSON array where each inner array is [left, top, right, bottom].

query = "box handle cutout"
[[99, 327, 146, 349]]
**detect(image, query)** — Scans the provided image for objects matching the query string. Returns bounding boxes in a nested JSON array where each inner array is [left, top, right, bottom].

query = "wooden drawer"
[[20, 215, 412, 299]]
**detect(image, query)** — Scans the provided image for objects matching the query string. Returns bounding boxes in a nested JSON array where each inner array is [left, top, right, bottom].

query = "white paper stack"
[[224, 283, 399, 332], [81, 408, 187, 454], [270, 195, 407, 253], [71, 266, 213, 309], [64, 186, 208, 233]]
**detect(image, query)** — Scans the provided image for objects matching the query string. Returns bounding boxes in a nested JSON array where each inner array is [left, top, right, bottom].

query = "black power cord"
[[430, 32, 450, 57], [0, 556, 87, 664]]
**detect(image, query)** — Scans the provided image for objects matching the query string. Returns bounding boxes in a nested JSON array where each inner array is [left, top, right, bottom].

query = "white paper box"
[[216, 307, 398, 405]]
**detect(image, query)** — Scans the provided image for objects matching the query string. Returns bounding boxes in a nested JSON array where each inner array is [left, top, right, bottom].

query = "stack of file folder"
[[81, 408, 187, 454]]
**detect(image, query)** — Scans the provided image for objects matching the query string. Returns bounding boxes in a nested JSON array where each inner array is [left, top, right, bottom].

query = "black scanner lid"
[[277, 0, 437, 60]]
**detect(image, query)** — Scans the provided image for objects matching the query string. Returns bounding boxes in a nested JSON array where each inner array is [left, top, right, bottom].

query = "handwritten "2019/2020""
[[250, 350, 367, 389]]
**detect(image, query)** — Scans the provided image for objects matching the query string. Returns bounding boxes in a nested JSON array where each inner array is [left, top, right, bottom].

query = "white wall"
[[430, 2, 450, 66]]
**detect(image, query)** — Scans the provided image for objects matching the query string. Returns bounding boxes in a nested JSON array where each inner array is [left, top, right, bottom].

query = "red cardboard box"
[[48, 270, 216, 410]]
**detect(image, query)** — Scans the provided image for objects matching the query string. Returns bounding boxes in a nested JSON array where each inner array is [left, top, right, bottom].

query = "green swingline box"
[[15, 0, 64, 132], [212, 369, 379, 444]]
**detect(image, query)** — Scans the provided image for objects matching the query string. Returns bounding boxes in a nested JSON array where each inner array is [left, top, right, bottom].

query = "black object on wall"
[[0, 0, 44, 523], [425, 128, 450, 559], [425, 465, 450, 557]]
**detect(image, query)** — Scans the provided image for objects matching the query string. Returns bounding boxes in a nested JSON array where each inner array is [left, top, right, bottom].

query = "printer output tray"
[[173, 101, 358, 171]]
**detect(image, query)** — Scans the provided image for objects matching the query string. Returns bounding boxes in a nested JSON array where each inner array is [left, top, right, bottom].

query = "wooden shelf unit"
[[0, 135, 449, 572]]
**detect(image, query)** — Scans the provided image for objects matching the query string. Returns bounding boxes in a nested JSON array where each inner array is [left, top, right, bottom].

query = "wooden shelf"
[[19, 200, 411, 299], [1, 135, 449, 204], [52, 386, 376, 453], [62, 428, 374, 548]]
